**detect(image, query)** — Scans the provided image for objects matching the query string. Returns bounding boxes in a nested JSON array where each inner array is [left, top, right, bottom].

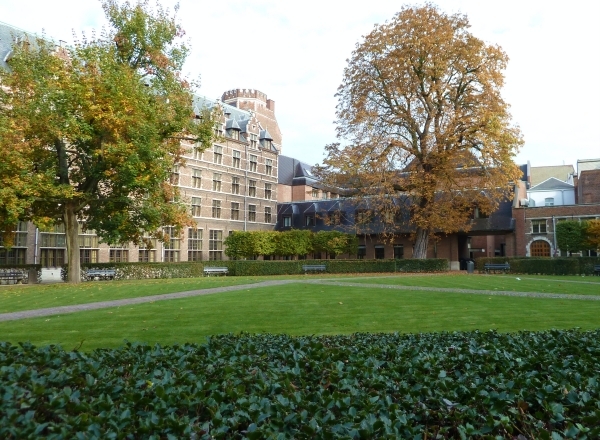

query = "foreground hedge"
[[2, 330, 599, 438], [64, 258, 449, 280], [477, 257, 600, 275]]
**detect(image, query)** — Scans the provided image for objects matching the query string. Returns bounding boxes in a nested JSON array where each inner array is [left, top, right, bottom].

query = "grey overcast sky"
[[2, 0, 599, 171]]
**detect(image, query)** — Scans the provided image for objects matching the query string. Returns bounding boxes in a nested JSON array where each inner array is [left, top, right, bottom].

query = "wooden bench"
[[594, 265, 600, 276], [302, 264, 326, 274], [85, 269, 117, 281], [483, 263, 510, 274], [204, 267, 228, 276], [0, 270, 25, 284]]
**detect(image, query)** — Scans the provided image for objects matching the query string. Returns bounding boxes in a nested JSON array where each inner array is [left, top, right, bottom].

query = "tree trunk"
[[64, 202, 81, 283], [413, 227, 430, 259]]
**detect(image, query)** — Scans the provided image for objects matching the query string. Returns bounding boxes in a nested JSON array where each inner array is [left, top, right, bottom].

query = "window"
[[209, 230, 223, 260], [40, 249, 65, 267], [109, 248, 129, 262], [229, 129, 239, 140], [213, 145, 223, 164], [212, 173, 222, 192], [163, 226, 180, 262], [394, 245, 404, 259], [357, 245, 366, 260], [80, 249, 98, 264], [138, 238, 157, 262], [0, 222, 28, 265], [305, 215, 315, 226], [231, 202, 240, 220], [212, 200, 221, 218], [248, 180, 257, 197], [262, 139, 272, 149], [192, 147, 203, 161], [232, 150, 241, 168], [545, 198, 555, 206], [265, 207, 272, 223], [265, 158, 273, 176], [214, 122, 224, 137], [188, 228, 203, 261], [326, 211, 344, 226], [355, 209, 372, 224], [264, 183, 272, 200], [231, 176, 240, 194], [250, 133, 258, 149], [531, 219, 547, 234], [249, 155, 258, 172], [0, 249, 26, 265], [191, 197, 201, 217], [283, 216, 291, 227], [375, 245, 385, 259], [170, 165, 180, 185], [311, 188, 319, 199], [248, 205, 256, 222], [40, 224, 66, 248], [192, 169, 202, 188], [530, 240, 551, 257]]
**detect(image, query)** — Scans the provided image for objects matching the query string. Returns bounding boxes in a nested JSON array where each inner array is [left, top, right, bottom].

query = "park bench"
[[0, 270, 25, 284], [204, 267, 228, 276], [302, 264, 327, 274], [594, 265, 600, 276], [85, 269, 117, 281], [483, 263, 510, 274]]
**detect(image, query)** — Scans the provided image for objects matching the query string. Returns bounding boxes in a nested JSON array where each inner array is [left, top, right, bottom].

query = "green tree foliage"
[[0, 0, 214, 282], [224, 231, 278, 259], [275, 230, 314, 258], [556, 221, 587, 255], [316, 4, 523, 258], [312, 230, 358, 258]]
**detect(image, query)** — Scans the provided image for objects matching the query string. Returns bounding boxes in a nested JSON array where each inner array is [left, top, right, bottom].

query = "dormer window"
[[250, 133, 258, 149], [545, 197, 554, 206], [228, 129, 239, 140], [262, 139, 272, 149]]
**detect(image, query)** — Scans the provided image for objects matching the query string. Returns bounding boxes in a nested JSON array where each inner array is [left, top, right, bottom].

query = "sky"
[[2, 0, 599, 171]]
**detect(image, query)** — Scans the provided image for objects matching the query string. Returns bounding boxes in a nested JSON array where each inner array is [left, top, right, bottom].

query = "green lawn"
[[0, 276, 282, 313], [341, 273, 600, 295], [2, 280, 600, 351]]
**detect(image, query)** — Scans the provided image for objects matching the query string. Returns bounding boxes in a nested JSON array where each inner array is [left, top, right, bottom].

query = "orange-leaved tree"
[[0, 0, 214, 282], [316, 4, 523, 258]]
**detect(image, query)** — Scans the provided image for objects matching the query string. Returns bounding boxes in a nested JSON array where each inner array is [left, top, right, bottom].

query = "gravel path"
[[1, 278, 599, 322]]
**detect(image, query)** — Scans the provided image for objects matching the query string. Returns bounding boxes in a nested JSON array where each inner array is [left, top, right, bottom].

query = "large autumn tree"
[[316, 4, 523, 258], [0, 0, 214, 282]]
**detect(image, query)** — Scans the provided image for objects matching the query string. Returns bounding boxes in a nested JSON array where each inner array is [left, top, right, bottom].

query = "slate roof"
[[530, 165, 574, 186], [529, 177, 575, 191], [0, 21, 38, 71]]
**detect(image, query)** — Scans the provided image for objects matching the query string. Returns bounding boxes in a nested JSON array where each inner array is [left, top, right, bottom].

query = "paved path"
[[1, 278, 599, 322]]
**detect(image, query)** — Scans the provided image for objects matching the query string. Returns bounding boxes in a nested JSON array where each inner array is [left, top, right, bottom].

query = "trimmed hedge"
[[63, 259, 449, 280], [0, 264, 41, 284], [206, 258, 449, 276], [477, 257, 600, 275], [1, 330, 600, 438], [62, 262, 204, 281]]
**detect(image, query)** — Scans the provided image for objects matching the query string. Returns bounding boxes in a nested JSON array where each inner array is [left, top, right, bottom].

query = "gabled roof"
[[530, 165, 574, 186], [0, 21, 40, 71], [529, 177, 574, 191]]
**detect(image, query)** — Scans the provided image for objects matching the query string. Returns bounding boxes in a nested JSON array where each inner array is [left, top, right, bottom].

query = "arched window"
[[530, 240, 551, 257]]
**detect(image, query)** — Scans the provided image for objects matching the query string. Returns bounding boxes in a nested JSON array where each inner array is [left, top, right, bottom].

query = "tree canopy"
[[0, 0, 214, 281], [316, 4, 523, 258], [556, 221, 587, 256]]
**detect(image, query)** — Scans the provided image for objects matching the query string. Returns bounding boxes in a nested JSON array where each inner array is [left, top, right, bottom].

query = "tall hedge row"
[[63, 259, 449, 280], [476, 257, 600, 275]]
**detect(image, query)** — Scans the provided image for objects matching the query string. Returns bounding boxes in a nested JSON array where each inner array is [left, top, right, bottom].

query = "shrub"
[[62, 262, 203, 281], [1, 330, 599, 438], [477, 257, 600, 275]]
